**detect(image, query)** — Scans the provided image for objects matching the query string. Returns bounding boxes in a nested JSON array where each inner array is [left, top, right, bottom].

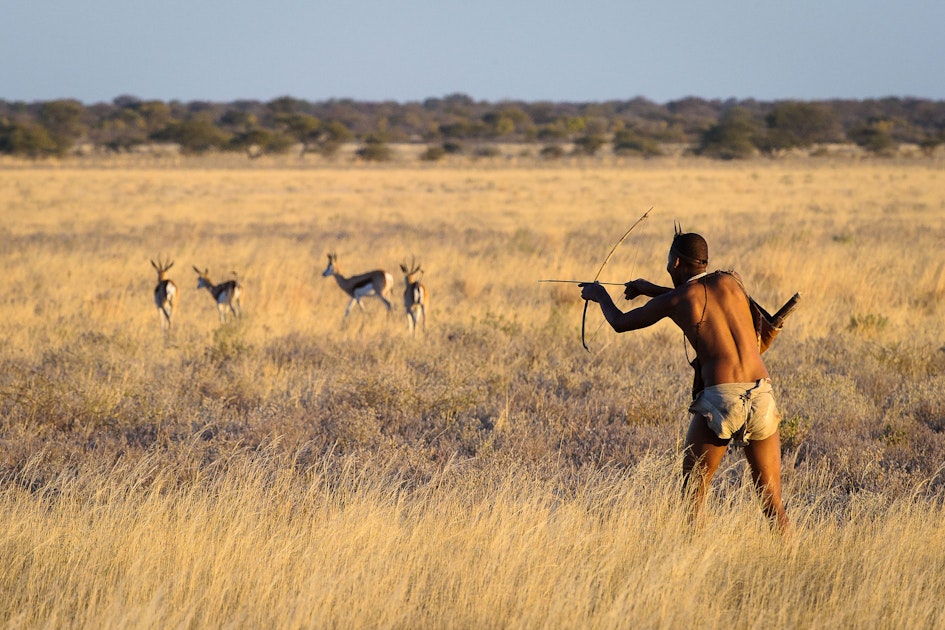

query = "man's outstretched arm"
[[581, 283, 675, 333]]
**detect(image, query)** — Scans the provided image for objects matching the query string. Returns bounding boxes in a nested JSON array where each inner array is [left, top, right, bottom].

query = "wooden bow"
[[580, 207, 652, 351]]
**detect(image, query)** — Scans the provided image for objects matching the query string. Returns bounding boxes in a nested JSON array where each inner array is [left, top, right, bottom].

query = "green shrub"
[[763, 101, 842, 152], [474, 146, 501, 158], [419, 145, 446, 161], [442, 141, 463, 154], [848, 120, 897, 155], [0, 121, 59, 157], [572, 133, 606, 156], [697, 107, 762, 159], [612, 129, 662, 157], [356, 136, 392, 161], [152, 116, 231, 154]]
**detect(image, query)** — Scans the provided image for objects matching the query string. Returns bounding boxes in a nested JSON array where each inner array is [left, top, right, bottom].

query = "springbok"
[[151, 257, 177, 333], [193, 266, 242, 323], [321, 252, 393, 319], [400, 258, 428, 334]]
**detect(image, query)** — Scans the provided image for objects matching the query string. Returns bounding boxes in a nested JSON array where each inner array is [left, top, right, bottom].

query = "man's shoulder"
[[709, 269, 748, 292], [663, 279, 705, 306], [677, 270, 741, 294], [710, 268, 742, 281]]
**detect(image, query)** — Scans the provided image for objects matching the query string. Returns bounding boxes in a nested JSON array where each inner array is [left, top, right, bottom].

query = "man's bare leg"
[[743, 431, 791, 534], [682, 415, 729, 527]]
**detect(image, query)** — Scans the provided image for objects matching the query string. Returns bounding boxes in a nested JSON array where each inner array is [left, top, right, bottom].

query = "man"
[[580, 231, 790, 533]]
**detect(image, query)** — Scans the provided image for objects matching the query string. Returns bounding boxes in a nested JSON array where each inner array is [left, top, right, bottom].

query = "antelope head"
[[192, 265, 212, 290], [151, 257, 174, 279], [400, 257, 423, 285], [322, 252, 338, 277]]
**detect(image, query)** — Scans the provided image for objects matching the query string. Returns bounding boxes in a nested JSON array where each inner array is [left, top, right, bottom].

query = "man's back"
[[670, 271, 769, 388]]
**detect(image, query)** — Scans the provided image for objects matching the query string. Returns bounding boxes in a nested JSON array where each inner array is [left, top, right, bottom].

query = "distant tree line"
[[1, 94, 943, 160]]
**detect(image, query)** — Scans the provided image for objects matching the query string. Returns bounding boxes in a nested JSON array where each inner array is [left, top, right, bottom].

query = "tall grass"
[[1, 158, 944, 626], [3, 451, 944, 628]]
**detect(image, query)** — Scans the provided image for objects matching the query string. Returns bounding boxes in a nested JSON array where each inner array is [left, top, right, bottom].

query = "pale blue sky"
[[4, 0, 943, 104]]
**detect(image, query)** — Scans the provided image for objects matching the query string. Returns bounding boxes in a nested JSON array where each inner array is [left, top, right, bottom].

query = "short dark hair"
[[670, 232, 708, 266]]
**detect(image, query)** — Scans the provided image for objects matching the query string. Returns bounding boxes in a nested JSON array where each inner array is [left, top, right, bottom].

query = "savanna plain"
[[1, 154, 945, 628]]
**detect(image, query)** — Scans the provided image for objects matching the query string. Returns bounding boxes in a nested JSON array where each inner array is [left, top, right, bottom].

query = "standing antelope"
[[321, 252, 393, 319], [193, 266, 242, 323], [400, 258, 428, 335], [151, 257, 177, 333]]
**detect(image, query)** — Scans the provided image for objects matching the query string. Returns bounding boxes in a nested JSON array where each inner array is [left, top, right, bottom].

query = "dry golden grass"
[[1, 156, 944, 627], [4, 452, 945, 628]]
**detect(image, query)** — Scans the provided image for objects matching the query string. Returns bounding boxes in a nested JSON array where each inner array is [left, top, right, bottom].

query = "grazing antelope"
[[151, 257, 177, 333], [400, 258, 428, 335], [321, 252, 393, 319], [193, 266, 242, 323]]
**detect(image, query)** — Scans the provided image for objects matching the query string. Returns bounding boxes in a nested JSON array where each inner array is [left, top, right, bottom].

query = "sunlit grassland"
[[1, 157, 944, 627]]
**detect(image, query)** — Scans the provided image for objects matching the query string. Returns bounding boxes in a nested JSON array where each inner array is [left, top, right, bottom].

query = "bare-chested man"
[[580, 231, 789, 533]]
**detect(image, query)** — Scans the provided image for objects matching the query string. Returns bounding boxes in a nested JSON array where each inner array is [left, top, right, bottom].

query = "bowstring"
[[586, 223, 644, 347]]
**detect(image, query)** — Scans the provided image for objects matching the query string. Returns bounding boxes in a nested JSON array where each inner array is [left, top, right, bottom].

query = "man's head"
[[667, 231, 708, 285]]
